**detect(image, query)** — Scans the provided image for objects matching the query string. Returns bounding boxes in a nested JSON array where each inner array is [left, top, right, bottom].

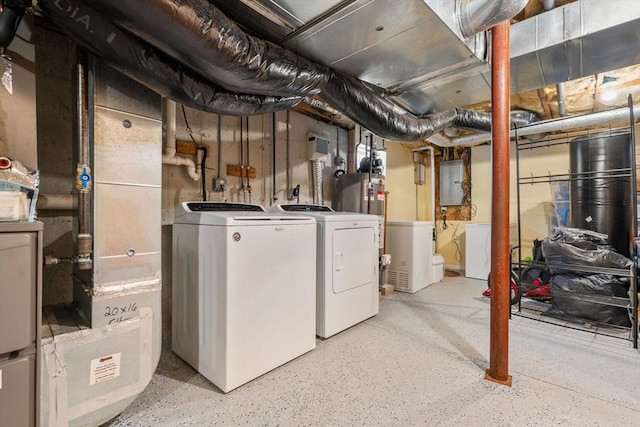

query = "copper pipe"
[[485, 21, 512, 387]]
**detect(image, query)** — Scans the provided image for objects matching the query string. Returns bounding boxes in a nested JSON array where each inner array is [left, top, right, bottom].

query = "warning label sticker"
[[89, 352, 121, 385]]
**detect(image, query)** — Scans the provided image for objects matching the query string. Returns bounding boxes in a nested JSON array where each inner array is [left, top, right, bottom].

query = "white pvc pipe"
[[449, 105, 640, 147], [162, 98, 201, 181]]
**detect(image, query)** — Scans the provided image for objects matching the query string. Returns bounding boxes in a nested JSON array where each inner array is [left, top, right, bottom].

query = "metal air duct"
[[457, 0, 528, 38], [69, 0, 524, 141]]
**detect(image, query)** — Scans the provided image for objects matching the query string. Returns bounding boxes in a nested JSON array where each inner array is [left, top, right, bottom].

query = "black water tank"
[[570, 132, 632, 256]]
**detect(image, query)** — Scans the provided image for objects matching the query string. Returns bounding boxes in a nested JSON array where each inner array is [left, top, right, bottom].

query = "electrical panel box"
[[439, 159, 464, 206], [307, 135, 330, 160]]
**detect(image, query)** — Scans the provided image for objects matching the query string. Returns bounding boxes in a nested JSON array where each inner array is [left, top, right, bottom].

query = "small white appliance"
[[172, 202, 317, 392], [432, 254, 445, 283], [386, 220, 434, 293], [465, 223, 492, 280], [464, 223, 518, 280], [271, 204, 379, 338]]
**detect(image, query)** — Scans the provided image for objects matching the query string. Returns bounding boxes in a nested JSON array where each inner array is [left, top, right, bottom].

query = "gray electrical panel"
[[440, 159, 464, 206]]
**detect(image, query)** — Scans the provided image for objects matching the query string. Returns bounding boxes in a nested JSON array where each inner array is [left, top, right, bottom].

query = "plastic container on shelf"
[[550, 181, 570, 227], [0, 160, 40, 222], [0, 181, 38, 221]]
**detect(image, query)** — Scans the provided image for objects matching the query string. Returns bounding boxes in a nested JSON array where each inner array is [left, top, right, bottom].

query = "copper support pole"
[[485, 21, 512, 387]]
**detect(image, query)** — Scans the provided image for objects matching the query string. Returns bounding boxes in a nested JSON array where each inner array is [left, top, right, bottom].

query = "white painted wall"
[[162, 107, 349, 224]]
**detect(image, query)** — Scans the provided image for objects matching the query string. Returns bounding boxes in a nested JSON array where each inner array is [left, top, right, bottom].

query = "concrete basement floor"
[[104, 276, 640, 426]]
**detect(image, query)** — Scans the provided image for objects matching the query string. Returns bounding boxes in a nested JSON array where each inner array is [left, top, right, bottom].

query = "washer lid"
[[276, 204, 334, 213], [175, 201, 315, 225], [268, 204, 379, 223], [183, 202, 266, 212]]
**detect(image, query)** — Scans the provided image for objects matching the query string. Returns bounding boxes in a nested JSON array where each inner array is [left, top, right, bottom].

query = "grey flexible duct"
[[0, 0, 30, 51], [322, 73, 495, 140], [54, 0, 533, 141], [81, 0, 330, 97], [39, 0, 303, 116]]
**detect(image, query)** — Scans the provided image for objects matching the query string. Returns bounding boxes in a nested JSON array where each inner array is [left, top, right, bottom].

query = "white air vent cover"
[[307, 135, 330, 160]]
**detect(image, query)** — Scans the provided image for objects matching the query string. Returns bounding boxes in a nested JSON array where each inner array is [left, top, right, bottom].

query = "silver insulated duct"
[[43, 0, 528, 142]]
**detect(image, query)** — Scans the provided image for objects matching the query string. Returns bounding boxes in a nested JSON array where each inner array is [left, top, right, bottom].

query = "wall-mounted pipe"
[[75, 52, 92, 270], [217, 114, 222, 179], [272, 112, 277, 201], [161, 98, 201, 181], [556, 83, 567, 117], [286, 110, 291, 191], [450, 105, 640, 146], [457, 0, 529, 38], [37, 193, 78, 211]]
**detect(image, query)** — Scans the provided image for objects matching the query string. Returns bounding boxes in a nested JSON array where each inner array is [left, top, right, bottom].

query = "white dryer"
[[172, 202, 317, 392], [271, 204, 379, 338]]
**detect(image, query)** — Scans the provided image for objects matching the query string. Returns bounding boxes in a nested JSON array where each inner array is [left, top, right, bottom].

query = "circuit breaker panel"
[[439, 159, 464, 206]]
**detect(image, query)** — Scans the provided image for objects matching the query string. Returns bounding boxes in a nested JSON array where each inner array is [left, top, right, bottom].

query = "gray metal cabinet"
[[0, 222, 42, 427], [0, 355, 35, 427], [0, 232, 37, 354]]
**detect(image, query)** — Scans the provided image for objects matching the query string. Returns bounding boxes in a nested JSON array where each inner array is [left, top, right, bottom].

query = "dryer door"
[[332, 227, 376, 294]]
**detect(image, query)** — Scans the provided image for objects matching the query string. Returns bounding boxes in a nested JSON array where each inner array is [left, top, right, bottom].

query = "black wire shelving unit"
[[512, 97, 638, 349]]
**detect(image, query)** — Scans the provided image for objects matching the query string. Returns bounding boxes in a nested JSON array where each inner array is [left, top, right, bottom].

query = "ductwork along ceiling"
[[35, 0, 640, 145]]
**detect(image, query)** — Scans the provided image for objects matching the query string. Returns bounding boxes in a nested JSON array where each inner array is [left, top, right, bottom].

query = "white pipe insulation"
[[162, 98, 201, 181]]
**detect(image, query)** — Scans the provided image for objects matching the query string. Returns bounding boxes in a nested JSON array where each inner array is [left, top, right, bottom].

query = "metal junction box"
[[439, 159, 464, 206]]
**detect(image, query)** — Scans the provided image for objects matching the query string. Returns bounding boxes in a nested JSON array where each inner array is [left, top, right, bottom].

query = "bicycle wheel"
[[487, 270, 522, 305], [520, 266, 552, 300]]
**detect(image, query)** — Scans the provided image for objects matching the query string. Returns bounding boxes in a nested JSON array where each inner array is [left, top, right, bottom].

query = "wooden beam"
[[593, 73, 603, 112], [538, 88, 553, 119], [292, 103, 353, 130]]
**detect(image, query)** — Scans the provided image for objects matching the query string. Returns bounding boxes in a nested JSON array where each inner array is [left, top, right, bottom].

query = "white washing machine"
[[271, 204, 379, 338], [172, 202, 317, 392]]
